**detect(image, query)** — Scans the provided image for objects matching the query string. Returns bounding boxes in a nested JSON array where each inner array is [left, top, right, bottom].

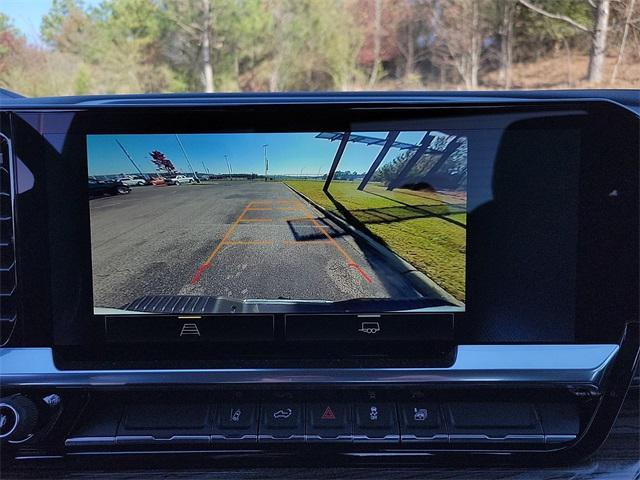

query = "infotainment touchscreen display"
[[87, 131, 468, 314], [9, 102, 638, 350]]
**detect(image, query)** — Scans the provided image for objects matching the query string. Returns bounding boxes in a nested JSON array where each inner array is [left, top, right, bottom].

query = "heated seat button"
[[354, 402, 399, 443], [399, 403, 447, 443], [259, 403, 304, 442], [400, 403, 441, 428]]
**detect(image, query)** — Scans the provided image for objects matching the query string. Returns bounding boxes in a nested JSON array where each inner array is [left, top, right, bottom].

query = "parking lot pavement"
[[90, 181, 424, 308]]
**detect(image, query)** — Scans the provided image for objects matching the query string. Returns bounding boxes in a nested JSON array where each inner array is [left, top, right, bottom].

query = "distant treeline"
[[1, 0, 638, 96]]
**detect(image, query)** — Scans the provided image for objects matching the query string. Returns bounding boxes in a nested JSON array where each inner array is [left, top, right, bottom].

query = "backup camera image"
[[87, 131, 467, 313]]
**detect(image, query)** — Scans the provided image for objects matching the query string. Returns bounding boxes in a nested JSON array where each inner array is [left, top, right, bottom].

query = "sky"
[[87, 131, 427, 177], [0, 0, 101, 43]]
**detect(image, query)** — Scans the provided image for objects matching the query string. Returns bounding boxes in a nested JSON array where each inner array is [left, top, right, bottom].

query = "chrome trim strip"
[[306, 435, 353, 443], [210, 434, 257, 443], [0, 345, 618, 387], [545, 434, 576, 444], [258, 434, 305, 442], [401, 434, 448, 443], [65, 437, 116, 447], [353, 434, 400, 443], [448, 434, 544, 443], [116, 435, 210, 445]]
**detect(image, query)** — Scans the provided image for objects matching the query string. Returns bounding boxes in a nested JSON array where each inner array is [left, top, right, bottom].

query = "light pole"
[[224, 155, 232, 180], [115, 139, 145, 178], [175, 134, 199, 181], [262, 144, 268, 181]]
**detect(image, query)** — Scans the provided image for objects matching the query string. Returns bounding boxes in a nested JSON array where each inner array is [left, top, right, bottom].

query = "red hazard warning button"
[[310, 403, 348, 428], [321, 406, 336, 420]]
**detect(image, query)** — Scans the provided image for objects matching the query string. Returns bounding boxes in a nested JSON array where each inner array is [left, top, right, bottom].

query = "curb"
[[285, 183, 462, 306]]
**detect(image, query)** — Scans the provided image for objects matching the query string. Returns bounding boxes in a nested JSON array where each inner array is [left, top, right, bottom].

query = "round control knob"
[[0, 396, 38, 442]]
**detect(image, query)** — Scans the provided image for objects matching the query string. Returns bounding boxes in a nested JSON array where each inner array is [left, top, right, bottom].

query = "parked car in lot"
[[150, 176, 167, 186], [167, 174, 195, 185], [88, 179, 131, 197], [149, 174, 198, 186], [116, 175, 149, 186]]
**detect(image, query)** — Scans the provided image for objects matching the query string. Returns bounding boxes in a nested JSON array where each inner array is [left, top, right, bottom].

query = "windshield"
[[0, 0, 637, 95]]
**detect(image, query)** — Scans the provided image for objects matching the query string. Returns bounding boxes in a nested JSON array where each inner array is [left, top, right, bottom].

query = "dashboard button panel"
[[63, 395, 580, 450]]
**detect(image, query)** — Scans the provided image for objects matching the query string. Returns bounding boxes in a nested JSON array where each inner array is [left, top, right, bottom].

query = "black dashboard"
[[0, 90, 638, 476]]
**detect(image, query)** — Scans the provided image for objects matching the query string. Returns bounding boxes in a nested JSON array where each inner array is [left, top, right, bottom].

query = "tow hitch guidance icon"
[[358, 321, 381, 334]]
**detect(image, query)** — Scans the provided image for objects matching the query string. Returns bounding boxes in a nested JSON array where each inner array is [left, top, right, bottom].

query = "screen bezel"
[[8, 100, 638, 364]]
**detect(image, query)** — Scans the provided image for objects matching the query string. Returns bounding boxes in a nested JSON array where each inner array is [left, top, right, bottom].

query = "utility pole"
[[115, 139, 146, 178], [263, 144, 268, 181], [175, 134, 199, 181]]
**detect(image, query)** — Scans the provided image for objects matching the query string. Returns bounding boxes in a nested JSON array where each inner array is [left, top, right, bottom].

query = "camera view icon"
[[358, 321, 381, 334], [179, 323, 200, 337]]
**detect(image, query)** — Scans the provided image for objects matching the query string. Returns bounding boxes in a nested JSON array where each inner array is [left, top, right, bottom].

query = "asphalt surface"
[[90, 181, 423, 308]]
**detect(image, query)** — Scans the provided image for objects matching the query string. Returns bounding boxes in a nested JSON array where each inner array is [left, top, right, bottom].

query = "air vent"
[[0, 136, 17, 345]]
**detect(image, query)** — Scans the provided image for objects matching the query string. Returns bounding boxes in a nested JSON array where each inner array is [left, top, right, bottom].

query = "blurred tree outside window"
[[0, 0, 638, 96]]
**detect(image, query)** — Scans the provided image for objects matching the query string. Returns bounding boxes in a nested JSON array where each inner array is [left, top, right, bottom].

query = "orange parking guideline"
[[191, 197, 373, 286], [223, 240, 273, 245], [296, 200, 373, 284], [191, 201, 254, 284]]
